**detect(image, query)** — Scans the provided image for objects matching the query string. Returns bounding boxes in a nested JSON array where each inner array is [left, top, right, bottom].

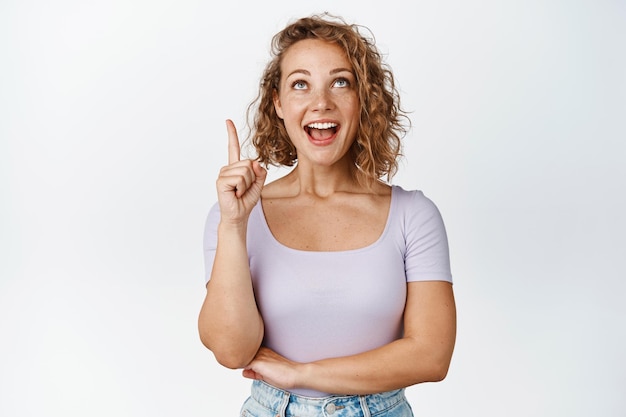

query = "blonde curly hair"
[[246, 13, 410, 185]]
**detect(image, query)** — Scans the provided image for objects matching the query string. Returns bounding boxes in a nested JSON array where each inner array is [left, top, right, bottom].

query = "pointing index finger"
[[226, 119, 240, 164]]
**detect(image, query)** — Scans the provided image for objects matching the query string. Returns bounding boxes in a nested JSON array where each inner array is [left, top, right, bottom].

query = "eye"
[[292, 80, 307, 90], [333, 78, 350, 88]]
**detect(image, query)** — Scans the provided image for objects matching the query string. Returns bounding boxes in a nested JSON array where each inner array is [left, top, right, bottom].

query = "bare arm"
[[198, 120, 267, 369], [243, 281, 456, 394]]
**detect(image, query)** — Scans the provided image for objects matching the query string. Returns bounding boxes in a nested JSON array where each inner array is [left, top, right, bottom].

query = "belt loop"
[[358, 395, 371, 417], [276, 389, 290, 417]]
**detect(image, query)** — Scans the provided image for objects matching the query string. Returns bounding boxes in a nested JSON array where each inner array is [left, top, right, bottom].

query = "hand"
[[242, 347, 303, 390], [216, 119, 267, 224]]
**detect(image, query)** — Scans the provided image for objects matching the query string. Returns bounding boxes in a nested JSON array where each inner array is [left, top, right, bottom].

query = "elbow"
[[425, 356, 452, 383], [198, 331, 257, 369], [408, 349, 452, 384], [212, 350, 255, 370], [428, 363, 450, 382]]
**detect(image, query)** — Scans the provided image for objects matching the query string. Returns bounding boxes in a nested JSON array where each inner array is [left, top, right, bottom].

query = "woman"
[[199, 13, 456, 417]]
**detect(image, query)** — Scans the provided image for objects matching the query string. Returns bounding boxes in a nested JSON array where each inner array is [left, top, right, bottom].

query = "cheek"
[[278, 98, 307, 119], [336, 93, 359, 113]]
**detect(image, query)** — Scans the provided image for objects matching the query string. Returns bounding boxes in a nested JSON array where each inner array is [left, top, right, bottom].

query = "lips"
[[305, 122, 339, 143]]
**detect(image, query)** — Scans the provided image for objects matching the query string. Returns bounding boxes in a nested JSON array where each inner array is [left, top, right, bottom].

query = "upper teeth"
[[307, 122, 337, 129]]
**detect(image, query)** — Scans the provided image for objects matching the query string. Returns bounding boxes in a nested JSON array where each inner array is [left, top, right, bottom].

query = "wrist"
[[295, 362, 318, 390], [218, 220, 248, 235]]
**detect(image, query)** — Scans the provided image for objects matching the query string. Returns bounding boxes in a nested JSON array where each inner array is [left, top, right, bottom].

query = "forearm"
[[244, 282, 457, 394], [297, 336, 453, 395], [295, 283, 456, 395], [198, 222, 264, 368]]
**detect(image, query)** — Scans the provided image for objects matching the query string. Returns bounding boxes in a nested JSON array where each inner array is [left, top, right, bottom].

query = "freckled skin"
[[273, 39, 360, 171]]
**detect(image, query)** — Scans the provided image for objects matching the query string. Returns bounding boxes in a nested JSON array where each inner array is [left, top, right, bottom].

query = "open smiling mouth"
[[305, 122, 338, 141]]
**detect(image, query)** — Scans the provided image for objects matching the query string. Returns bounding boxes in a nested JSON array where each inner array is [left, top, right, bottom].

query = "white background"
[[1, 0, 625, 416]]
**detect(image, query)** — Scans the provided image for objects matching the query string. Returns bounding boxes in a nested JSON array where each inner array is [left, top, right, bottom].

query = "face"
[[273, 39, 359, 169]]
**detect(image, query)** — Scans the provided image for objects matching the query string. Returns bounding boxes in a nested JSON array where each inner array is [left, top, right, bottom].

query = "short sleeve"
[[202, 202, 221, 285], [403, 191, 453, 283]]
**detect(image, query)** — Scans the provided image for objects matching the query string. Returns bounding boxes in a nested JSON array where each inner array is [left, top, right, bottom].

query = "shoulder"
[[393, 185, 452, 282], [392, 185, 441, 216], [390, 185, 448, 242]]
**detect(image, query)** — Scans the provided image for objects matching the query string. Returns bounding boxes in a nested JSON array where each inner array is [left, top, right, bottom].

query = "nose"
[[311, 88, 334, 112]]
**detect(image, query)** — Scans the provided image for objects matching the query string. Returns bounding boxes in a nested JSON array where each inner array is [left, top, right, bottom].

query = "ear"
[[273, 89, 284, 119]]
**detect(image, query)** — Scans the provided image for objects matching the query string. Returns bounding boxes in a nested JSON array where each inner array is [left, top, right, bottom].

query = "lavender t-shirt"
[[203, 185, 452, 397]]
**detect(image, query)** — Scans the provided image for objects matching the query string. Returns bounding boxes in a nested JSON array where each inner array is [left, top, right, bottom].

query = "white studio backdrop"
[[1, 0, 625, 416]]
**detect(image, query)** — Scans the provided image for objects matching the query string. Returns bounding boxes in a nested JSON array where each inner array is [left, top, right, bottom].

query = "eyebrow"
[[286, 68, 354, 78]]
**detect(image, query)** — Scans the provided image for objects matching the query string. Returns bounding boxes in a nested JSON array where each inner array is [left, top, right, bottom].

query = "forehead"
[[280, 39, 352, 73]]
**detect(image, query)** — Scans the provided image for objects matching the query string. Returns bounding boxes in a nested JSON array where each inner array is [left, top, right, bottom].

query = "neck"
[[285, 162, 359, 198], [279, 159, 388, 198]]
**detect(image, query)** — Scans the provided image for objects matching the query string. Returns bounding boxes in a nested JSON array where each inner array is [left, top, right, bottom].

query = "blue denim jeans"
[[240, 380, 414, 417]]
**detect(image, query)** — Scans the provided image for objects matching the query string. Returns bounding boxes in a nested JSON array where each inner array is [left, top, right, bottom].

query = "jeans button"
[[325, 402, 336, 415]]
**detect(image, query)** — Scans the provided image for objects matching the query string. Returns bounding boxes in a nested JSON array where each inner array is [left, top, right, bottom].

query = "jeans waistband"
[[250, 380, 407, 417]]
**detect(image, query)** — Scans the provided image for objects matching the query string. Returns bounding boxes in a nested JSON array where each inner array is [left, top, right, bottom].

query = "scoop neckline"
[[255, 185, 398, 254]]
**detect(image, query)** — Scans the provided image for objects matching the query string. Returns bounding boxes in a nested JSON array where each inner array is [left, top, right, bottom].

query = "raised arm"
[[243, 280, 456, 394], [198, 120, 267, 369]]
